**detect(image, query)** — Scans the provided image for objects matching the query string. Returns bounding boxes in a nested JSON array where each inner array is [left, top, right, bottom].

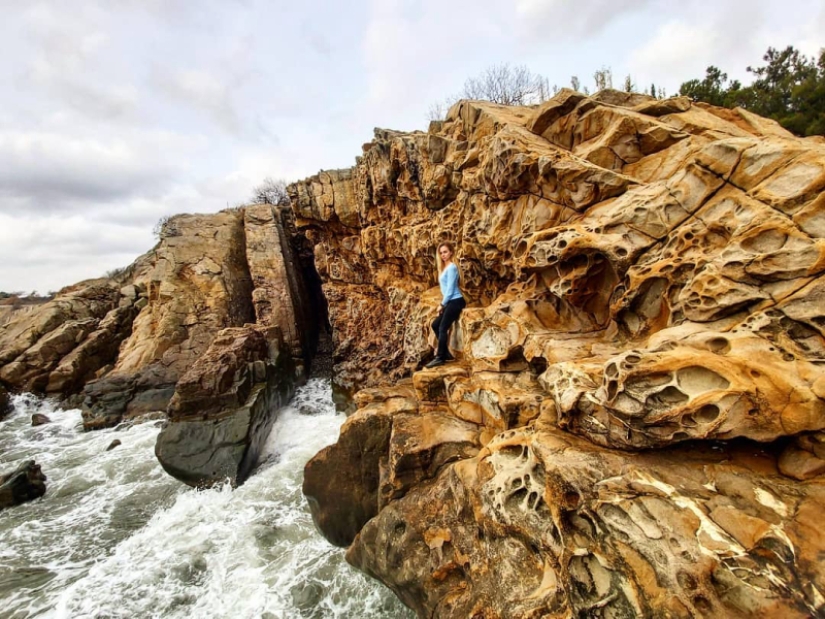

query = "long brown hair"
[[436, 241, 458, 277]]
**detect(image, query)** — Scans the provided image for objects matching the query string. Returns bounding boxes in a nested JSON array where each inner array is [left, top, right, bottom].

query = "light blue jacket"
[[439, 263, 463, 306]]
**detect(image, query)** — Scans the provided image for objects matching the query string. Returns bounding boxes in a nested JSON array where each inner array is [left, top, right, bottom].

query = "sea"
[[0, 379, 411, 619]]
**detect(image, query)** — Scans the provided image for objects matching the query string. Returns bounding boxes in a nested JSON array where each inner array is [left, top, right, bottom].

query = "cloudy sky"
[[1, 0, 823, 293]]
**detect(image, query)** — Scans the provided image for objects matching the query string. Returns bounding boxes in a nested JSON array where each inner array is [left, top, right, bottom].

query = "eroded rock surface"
[[298, 90, 825, 616], [349, 426, 825, 618]]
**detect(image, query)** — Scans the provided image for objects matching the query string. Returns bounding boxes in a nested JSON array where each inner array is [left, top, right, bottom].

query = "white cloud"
[[0, 0, 822, 295], [625, 0, 822, 94], [627, 20, 720, 91], [154, 69, 241, 134], [516, 0, 653, 39]]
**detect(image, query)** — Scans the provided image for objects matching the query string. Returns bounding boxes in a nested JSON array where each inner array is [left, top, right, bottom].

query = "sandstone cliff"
[[297, 90, 825, 617], [0, 204, 323, 487]]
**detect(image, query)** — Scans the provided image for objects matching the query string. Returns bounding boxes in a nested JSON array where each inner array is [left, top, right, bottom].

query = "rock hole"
[[677, 571, 698, 591], [564, 491, 581, 510], [673, 431, 690, 441], [676, 366, 730, 394], [607, 380, 618, 401], [510, 487, 529, 503], [529, 356, 548, 375], [693, 596, 712, 614], [696, 403, 720, 423], [625, 354, 641, 364], [707, 337, 730, 354], [742, 229, 788, 253], [394, 521, 407, 535], [616, 247, 628, 257], [606, 363, 618, 378], [646, 386, 689, 409]]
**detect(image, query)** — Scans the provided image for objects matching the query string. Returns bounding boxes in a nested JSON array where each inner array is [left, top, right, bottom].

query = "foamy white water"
[[0, 380, 411, 619]]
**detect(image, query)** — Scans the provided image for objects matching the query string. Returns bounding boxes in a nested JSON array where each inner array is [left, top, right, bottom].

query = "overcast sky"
[[1, 0, 823, 293]]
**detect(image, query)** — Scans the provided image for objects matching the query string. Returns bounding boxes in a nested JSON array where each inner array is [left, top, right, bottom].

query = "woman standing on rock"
[[426, 242, 466, 368]]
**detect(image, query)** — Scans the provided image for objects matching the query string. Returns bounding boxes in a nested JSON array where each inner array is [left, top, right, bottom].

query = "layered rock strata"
[[82, 210, 257, 430], [298, 90, 825, 616], [0, 282, 136, 397]]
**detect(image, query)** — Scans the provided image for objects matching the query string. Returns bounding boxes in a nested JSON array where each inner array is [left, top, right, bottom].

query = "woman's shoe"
[[425, 357, 445, 368]]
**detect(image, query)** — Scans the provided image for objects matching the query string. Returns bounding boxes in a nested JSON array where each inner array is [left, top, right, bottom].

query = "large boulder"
[[303, 385, 418, 546], [155, 325, 298, 487], [0, 460, 47, 510]]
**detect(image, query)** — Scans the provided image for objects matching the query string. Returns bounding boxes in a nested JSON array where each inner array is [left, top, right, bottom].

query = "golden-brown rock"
[[348, 426, 825, 618], [298, 90, 825, 616]]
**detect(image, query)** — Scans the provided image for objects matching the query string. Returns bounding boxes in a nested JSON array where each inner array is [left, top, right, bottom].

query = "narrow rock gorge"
[[296, 90, 825, 617], [2, 87, 825, 616]]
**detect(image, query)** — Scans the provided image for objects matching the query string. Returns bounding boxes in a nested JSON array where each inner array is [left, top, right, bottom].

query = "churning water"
[[0, 379, 411, 619]]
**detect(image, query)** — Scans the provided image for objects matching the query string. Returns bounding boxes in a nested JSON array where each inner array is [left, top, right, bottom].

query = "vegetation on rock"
[[680, 45, 825, 136]]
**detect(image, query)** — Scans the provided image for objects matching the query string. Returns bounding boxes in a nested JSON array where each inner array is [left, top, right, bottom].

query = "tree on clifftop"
[[251, 177, 290, 206], [428, 63, 551, 120], [680, 45, 825, 136]]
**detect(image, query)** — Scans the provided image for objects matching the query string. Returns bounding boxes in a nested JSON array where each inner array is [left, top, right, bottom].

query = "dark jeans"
[[431, 297, 466, 359]]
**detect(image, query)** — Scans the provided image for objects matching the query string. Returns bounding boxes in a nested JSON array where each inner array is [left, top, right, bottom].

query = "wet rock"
[[303, 384, 418, 547], [0, 460, 47, 510], [0, 384, 12, 419], [155, 325, 299, 488], [31, 413, 50, 426], [106, 439, 122, 451]]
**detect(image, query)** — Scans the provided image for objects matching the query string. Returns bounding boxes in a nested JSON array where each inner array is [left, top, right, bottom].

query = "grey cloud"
[[301, 20, 332, 57], [516, 0, 654, 38], [153, 67, 242, 134], [0, 132, 179, 211]]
